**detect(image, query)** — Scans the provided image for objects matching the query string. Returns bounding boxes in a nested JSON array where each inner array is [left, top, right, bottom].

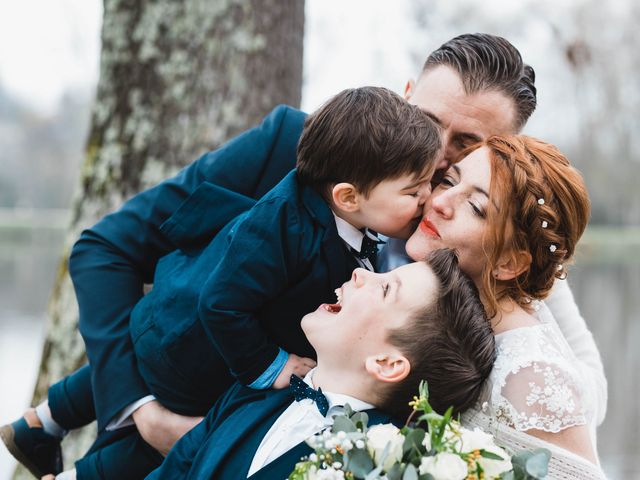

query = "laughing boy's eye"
[[382, 283, 390, 297]]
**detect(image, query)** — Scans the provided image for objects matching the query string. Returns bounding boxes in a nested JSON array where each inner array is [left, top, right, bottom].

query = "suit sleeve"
[[69, 105, 303, 429], [198, 196, 303, 385], [145, 383, 247, 480]]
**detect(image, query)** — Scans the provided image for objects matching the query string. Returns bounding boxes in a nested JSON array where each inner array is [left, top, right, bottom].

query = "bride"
[[404, 135, 607, 478]]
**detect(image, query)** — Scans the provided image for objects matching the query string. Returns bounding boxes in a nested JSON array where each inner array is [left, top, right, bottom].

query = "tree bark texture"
[[16, 0, 304, 476]]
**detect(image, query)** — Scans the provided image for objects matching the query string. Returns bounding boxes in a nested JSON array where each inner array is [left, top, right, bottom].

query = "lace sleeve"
[[488, 324, 592, 433], [496, 361, 588, 432]]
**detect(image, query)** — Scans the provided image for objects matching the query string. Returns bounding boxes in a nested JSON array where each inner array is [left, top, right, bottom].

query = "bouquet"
[[289, 382, 550, 480]]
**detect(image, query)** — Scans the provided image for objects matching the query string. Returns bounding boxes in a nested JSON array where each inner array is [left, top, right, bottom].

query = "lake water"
[[0, 226, 637, 478]]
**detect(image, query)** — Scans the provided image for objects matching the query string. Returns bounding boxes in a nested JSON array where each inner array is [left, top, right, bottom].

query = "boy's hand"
[[272, 353, 317, 389], [133, 400, 203, 456]]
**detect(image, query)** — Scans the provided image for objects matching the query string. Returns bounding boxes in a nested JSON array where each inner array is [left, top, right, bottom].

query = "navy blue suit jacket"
[[129, 170, 360, 414], [69, 105, 306, 429], [146, 383, 394, 480]]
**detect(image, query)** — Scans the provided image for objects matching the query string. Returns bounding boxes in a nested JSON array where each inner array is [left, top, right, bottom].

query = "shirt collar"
[[303, 368, 375, 415], [333, 212, 373, 253]]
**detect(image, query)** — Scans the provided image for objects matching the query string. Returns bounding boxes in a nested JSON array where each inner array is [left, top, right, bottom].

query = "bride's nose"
[[430, 190, 454, 219]]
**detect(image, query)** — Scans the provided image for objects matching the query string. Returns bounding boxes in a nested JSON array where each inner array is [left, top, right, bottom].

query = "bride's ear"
[[403, 79, 415, 100], [493, 250, 532, 281], [365, 354, 410, 384]]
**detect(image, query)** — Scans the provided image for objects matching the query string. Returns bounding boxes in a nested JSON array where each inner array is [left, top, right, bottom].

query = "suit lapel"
[[190, 388, 293, 479]]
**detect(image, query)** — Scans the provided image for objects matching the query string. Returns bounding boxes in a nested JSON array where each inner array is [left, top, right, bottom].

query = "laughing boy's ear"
[[364, 354, 410, 384]]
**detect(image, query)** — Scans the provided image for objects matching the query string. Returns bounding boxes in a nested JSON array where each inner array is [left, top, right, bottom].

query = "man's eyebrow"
[[421, 110, 442, 127], [454, 132, 482, 144]]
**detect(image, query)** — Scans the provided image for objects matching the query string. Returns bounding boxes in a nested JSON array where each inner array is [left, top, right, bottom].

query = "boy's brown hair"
[[296, 87, 441, 199], [382, 248, 495, 418]]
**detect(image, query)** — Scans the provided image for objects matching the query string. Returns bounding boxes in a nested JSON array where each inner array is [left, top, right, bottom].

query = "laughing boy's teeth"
[[334, 288, 343, 305]]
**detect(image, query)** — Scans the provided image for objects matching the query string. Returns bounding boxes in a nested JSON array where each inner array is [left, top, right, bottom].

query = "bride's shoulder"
[[484, 312, 593, 432]]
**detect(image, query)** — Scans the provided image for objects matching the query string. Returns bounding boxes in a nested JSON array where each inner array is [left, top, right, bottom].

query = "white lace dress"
[[462, 301, 607, 479]]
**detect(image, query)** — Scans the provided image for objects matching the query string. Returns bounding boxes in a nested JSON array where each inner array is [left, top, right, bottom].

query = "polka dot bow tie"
[[289, 374, 329, 416], [352, 230, 386, 261]]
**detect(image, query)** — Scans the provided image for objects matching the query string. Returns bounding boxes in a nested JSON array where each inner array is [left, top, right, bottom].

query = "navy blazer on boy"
[[145, 383, 393, 480], [70, 106, 307, 429], [128, 169, 361, 415]]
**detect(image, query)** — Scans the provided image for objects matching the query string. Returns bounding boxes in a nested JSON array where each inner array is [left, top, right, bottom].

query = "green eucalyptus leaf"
[[525, 449, 551, 478], [346, 448, 375, 478], [386, 463, 404, 480], [343, 403, 354, 417], [332, 415, 357, 433], [364, 465, 384, 480], [402, 428, 426, 457], [351, 411, 370, 431], [402, 463, 419, 480]]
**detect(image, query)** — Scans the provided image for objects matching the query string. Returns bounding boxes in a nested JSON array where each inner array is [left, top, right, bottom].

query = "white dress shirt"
[[247, 369, 373, 477]]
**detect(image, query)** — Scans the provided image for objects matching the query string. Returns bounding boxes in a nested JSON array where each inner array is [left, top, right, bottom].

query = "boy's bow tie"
[[289, 374, 329, 416], [352, 230, 385, 261]]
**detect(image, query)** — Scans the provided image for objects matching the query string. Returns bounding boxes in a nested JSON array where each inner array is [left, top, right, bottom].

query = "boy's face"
[[356, 172, 432, 239], [302, 262, 437, 370]]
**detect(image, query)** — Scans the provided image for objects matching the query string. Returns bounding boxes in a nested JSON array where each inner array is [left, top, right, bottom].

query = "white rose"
[[419, 452, 468, 480], [459, 427, 512, 478], [366, 424, 404, 472]]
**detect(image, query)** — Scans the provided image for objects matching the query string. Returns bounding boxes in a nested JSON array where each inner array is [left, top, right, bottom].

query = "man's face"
[[302, 262, 438, 369], [405, 66, 518, 169]]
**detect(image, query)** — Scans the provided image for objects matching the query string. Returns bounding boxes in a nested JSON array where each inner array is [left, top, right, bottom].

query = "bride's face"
[[405, 147, 496, 283]]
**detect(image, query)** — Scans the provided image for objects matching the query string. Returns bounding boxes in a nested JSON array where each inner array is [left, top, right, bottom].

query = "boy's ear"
[[403, 79, 415, 100], [364, 354, 410, 384], [331, 183, 361, 212], [493, 249, 532, 281]]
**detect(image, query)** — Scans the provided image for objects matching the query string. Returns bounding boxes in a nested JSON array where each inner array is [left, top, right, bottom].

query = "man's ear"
[[493, 250, 532, 281], [403, 79, 415, 100], [331, 183, 361, 212], [365, 354, 410, 384]]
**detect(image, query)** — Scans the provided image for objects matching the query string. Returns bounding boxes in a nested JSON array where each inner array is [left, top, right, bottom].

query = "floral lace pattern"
[[478, 302, 594, 433]]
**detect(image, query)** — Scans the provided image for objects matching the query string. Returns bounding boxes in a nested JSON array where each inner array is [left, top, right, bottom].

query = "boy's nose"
[[352, 267, 373, 287]]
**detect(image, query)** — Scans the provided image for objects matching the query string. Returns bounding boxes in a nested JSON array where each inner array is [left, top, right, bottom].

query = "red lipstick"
[[419, 217, 440, 238]]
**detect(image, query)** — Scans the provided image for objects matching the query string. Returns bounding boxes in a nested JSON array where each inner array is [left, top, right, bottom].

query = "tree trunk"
[[15, 0, 304, 476]]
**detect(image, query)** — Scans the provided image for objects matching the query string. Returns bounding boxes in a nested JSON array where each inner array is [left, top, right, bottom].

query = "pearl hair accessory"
[[542, 220, 548, 228], [537, 198, 545, 205], [549, 244, 557, 253], [557, 264, 563, 271]]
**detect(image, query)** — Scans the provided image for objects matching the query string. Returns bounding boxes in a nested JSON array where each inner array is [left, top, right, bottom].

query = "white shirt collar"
[[332, 213, 364, 252], [303, 368, 375, 415]]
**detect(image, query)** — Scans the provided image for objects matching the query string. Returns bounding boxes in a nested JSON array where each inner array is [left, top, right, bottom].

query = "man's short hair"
[[296, 86, 441, 198], [382, 248, 496, 418], [423, 33, 537, 131]]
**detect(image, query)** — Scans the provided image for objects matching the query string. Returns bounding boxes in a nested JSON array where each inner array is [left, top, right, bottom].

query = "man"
[[144, 249, 496, 479]]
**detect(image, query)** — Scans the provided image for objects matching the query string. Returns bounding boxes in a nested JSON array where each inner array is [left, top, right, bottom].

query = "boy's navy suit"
[[145, 383, 393, 480], [69, 105, 307, 430], [129, 169, 361, 415]]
